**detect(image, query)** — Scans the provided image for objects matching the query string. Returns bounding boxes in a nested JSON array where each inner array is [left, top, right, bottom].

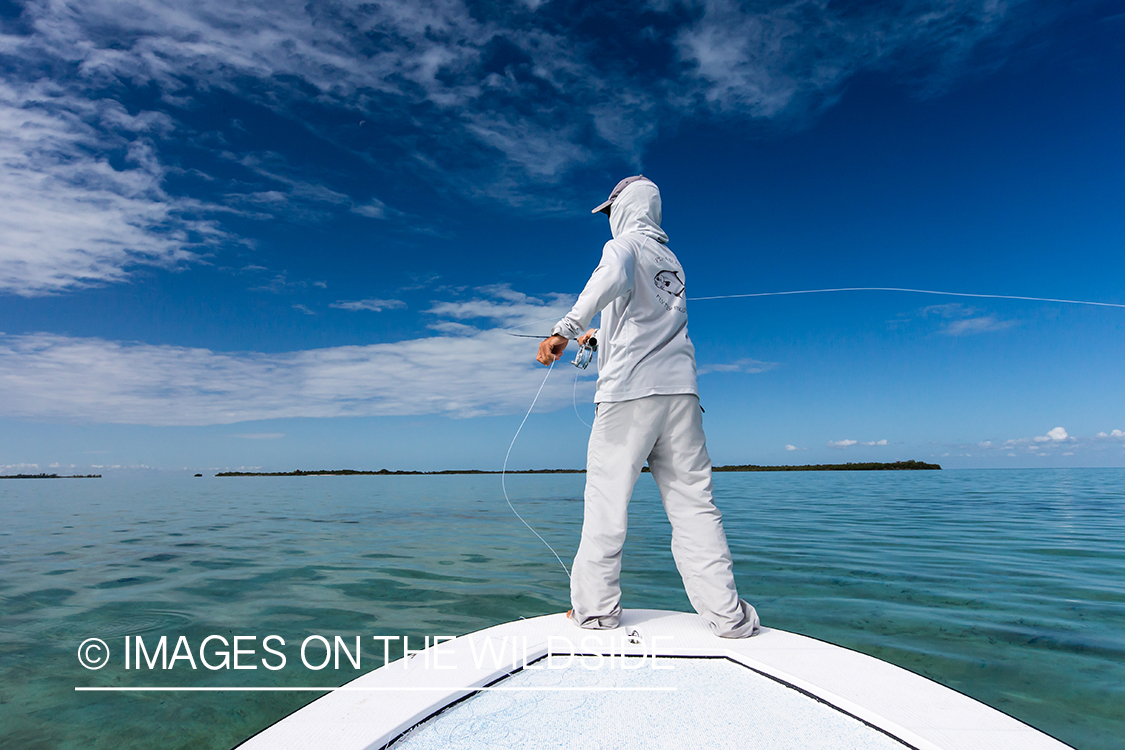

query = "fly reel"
[[572, 336, 597, 369]]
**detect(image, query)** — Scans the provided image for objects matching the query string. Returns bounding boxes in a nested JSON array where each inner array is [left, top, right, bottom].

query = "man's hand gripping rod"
[[526, 331, 597, 369]]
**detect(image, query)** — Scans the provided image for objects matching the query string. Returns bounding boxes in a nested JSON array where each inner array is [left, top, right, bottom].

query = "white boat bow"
[[237, 609, 1072, 750]]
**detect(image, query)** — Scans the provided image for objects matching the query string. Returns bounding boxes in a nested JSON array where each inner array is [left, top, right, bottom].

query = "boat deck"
[[391, 655, 909, 749], [237, 609, 1073, 750]]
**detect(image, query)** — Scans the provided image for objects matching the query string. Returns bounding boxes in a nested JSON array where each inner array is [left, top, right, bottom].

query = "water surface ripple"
[[0, 469, 1121, 749]]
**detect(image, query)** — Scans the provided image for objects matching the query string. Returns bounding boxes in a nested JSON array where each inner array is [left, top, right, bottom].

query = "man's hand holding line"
[[537, 334, 569, 366]]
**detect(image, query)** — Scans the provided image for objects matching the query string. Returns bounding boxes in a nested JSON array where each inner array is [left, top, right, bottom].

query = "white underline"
[[75, 686, 676, 692]]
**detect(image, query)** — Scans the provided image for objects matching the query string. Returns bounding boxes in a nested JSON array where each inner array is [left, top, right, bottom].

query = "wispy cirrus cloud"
[[964, 427, 1125, 458], [0, 288, 578, 425], [919, 303, 1018, 336], [350, 200, 393, 220], [0, 0, 1035, 296], [1, 463, 41, 473], [0, 82, 227, 296], [943, 315, 1018, 336], [828, 438, 888, 448], [677, 0, 1023, 117], [426, 284, 573, 331], [697, 358, 779, 375], [330, 299, 407, 313]]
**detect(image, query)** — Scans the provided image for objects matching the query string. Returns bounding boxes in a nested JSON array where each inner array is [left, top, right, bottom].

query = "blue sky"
[[1, 0, 1122, 473]]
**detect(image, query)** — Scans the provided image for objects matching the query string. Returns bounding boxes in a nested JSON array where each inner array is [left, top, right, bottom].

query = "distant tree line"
[[710, 460, 940, 472], [0, 473, 102, 479], [216, 461, 939, 477]]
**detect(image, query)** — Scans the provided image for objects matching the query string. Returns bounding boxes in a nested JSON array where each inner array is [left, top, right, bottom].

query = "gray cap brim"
[[591, 174, 650, 215]]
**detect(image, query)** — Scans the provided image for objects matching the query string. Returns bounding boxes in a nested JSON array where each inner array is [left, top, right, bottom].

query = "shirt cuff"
[[551, 319, 580, 340]]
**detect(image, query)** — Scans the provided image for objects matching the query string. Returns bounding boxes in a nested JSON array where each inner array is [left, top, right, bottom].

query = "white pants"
[[570, 393, 759, 638]]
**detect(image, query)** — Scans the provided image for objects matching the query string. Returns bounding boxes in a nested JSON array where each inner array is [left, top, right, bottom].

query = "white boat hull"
[[237, 609, 1071, 750]]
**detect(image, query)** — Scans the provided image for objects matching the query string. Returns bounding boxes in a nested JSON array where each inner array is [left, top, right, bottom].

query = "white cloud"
[[1037, 426, 1069, 442], [943, 316, 1017, 336], [8, 0, 604, 195], [330, 299, 407, 313], [917, 303, 1016, 336], [292, 304, 316, 316], [0, 288, 579, 425], [676, 0, 1020, 116], [17, 0, 1021, 143], [351, 203, 388, 219], [922, 303, 972, 318], [427, 320, 480, 335], [0, 0, 1033, 297], [968, 426, 1121, 455], [784, 444, 807, 451], [474, 284, 534, 304], [426, 291, 571, 329], [251, 273, 309, 294], [0, 82, 226, 296], [2, 463, 41, 472], [697, 358, 779, 376], [829, 438, 888, 448]]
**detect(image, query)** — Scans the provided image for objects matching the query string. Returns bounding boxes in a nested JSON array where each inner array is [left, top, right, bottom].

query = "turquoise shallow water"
[[1, 469, 1122, 749]]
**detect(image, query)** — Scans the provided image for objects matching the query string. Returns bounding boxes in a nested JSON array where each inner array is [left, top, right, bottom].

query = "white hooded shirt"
[[552, 180, 698, 404]]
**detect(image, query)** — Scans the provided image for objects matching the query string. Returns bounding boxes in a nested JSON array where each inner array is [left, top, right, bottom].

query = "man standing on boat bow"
[[537, 176, 760, 638]]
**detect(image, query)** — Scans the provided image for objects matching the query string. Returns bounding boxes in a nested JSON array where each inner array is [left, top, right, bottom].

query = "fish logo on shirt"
[[654, 270, 685, 297]]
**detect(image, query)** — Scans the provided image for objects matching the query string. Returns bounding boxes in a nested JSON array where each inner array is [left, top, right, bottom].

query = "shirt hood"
[[609, 180, 669, 244]]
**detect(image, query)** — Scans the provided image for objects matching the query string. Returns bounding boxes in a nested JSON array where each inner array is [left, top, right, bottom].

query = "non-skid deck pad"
[[390, 657, 910, 750]]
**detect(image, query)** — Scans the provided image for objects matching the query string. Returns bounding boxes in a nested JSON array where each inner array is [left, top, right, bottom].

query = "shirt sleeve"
[[552, 241, 634, 340]]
